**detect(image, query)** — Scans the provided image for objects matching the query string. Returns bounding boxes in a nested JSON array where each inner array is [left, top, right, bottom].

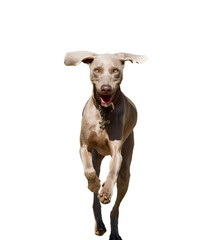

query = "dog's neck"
[[92, 87, 121, 129]]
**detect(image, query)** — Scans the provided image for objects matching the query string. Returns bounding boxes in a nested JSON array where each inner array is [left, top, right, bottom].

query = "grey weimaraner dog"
[[64, 51, 147, 240]]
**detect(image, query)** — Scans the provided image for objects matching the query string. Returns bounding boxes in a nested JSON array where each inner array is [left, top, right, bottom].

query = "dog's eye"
[[94, 68, 100, 73], [113, 69, 119, 73]]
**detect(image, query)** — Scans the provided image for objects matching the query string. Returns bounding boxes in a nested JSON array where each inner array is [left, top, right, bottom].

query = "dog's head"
[[64, 51, 147, 107]]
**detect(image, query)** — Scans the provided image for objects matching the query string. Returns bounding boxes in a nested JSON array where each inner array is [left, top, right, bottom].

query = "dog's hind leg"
[[92, 148, 106, 236], [109, 132, 134, 240]]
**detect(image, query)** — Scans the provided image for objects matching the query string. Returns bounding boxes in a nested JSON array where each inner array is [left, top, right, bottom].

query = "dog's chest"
[[86, 123, 111, 156]]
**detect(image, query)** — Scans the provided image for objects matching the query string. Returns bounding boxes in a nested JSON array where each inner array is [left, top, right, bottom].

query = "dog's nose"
[[101, 84, 112, 94]]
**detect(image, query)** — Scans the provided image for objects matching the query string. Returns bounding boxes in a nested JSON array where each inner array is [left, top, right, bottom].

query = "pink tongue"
[[100, 95, 112, 104]]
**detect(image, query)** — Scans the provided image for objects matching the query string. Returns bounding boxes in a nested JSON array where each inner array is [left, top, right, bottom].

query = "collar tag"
[[110, 102, 115, 112]]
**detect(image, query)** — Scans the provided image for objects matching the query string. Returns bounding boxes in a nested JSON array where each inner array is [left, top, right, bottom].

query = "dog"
[[64, 51, 147, 240]]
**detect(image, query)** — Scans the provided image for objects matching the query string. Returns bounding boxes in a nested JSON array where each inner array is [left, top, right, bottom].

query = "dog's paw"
[[95, 221, 106, 236], [98, 182, 112, 204]]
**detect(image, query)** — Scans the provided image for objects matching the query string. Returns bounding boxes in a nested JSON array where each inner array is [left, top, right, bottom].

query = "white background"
[[0, 0, 205, 239]]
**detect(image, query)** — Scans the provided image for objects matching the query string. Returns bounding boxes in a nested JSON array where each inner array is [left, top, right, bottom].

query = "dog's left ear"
[[64, 51, 98, 66], [115, 53, 148, 64]]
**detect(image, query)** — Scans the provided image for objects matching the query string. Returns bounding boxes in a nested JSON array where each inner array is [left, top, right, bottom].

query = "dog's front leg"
[[98, 142, 123, 204], [80, 145, 101, 194]]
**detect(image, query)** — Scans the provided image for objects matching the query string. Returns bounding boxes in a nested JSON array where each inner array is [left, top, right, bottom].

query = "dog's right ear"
[[64, 51, 97, 66], [115, 53, 148, 64]]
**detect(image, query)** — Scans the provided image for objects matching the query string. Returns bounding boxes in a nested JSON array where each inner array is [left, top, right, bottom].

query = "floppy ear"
[[64, 51, 98, 66], [115, 53, 147, 64]]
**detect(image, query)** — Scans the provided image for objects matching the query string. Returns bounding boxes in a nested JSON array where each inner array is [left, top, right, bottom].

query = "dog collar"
[[92, 89, 121, 129]]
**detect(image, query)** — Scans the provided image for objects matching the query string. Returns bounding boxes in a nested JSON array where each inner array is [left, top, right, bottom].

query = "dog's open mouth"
[[100, 94, 113, 106]]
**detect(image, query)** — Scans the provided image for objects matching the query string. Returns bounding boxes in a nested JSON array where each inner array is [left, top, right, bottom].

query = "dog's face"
[[64, 51, 147, 107], [89, 54, 124, 107]]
